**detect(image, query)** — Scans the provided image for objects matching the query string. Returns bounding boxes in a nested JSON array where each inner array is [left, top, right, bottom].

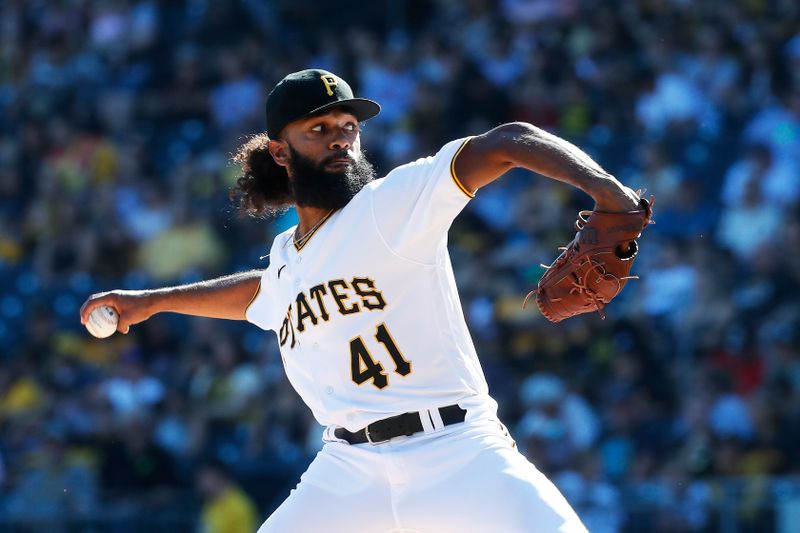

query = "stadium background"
[[1, 0, 800, 531]]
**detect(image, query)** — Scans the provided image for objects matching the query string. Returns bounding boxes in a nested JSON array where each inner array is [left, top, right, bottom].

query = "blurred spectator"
[[135, 208, 226, 280], [722, 143, 799, 209], [99, 416, 178, 495], [640, 242, 699, 324], [359, 49, 417, 127], [210, 54, 262, 131], [635, 60, 719, 137], [743, 92, 800, 172], [500, 0, 577, 25], [196, 460, 259, 533], [2, 438, 97, 526], [629, 143, 684, 206], [716, 175, 782, 261], [517, 374, 599, 470], [101, 353, 165, 417], [681, 26, 740, 108], [707, 373, 754, 441]]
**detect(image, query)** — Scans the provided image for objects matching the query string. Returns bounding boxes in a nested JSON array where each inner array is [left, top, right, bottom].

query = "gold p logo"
[[320, 75, 338, 96]]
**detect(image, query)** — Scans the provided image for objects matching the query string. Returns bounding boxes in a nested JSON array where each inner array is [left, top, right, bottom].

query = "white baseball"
[[86, 305, 119, 338]]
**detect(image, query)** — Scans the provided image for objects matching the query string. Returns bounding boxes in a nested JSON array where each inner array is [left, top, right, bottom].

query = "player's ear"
[[268, 139, 290, 168]]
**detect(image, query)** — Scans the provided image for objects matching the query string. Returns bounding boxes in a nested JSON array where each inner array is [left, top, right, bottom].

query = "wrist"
[[591, 178, 639, 212], [140, 289, 163, 317]]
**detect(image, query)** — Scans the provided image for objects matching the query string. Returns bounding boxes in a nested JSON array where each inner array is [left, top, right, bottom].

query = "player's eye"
[[344, 123, 356, 132], [311, 124, 323, 132]]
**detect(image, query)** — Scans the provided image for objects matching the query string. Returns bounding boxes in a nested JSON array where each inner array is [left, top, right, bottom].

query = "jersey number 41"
[[350, 323, 411, 389]]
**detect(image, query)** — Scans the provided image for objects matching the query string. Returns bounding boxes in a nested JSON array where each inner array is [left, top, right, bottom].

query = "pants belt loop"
[[419, 409, 435, 433], [429, 407, 445, 431], [324, 426, 343, 442]]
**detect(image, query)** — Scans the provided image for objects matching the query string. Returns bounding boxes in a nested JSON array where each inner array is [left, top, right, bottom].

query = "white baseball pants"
[[257, 419, 587, 533]]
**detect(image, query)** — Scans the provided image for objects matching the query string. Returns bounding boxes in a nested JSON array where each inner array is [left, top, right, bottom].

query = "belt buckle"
[[364, 424, 386, 445]]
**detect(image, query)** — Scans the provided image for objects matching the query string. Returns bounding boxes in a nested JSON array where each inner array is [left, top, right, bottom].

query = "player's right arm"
[[79, 270, 263, 334]]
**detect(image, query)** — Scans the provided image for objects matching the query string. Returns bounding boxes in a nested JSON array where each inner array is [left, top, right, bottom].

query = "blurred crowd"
[[1, 0, 800, 531]]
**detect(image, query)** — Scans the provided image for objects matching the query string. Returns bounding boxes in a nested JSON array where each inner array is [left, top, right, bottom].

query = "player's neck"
[[295, 206, 334, 236]]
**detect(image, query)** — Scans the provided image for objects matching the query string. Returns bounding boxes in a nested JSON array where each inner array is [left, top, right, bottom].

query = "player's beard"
[[287, 145, 376, 210]]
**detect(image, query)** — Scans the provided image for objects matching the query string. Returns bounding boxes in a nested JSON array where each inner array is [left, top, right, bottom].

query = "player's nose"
[[328, 129, 351, 151]]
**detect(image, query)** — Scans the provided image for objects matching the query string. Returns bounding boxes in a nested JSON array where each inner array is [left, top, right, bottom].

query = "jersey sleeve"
[[369, 137, 473, 263], [244, 258, 280, 332], [244, 268, 275, 330]]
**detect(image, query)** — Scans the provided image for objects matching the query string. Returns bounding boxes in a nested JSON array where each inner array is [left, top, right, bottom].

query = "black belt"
[[335, 404, 467, 445]]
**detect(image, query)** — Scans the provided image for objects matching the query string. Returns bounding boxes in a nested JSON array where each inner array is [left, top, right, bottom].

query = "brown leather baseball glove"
[[525, 194, 654, 323]]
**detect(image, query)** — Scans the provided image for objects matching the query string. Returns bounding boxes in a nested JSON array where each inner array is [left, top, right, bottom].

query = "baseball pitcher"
[[81, 69, 651, 532]]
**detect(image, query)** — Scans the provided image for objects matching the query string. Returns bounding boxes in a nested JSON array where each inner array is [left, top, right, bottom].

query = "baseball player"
[[80, 69, 642, 532]]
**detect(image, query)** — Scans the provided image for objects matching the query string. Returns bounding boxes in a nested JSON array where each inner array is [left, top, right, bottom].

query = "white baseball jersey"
[[246, 138, 499, 432]]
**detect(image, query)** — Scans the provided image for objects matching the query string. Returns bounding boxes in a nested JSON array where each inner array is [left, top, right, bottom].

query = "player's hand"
[[79, 290, 154, 334]]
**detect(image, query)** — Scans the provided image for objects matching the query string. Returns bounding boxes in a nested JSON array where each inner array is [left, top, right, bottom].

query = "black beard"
[[287, 146, 376, 209]]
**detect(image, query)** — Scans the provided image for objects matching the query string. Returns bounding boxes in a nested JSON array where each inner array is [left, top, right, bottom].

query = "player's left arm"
[[454, 122, 640, 212]]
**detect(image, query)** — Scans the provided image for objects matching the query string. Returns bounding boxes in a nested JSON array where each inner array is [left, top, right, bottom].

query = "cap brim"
[[305, 98, 381, 123]]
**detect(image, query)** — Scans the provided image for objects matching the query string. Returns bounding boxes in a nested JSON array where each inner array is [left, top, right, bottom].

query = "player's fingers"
[[80, 294, 106, 324], [117, 313, 135, 334], [116, 315, 128, 334], [80, 293, 118, 324]]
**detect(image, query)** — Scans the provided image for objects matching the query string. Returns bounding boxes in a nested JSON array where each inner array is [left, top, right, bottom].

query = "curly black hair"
[[230, 133, 293, 218]]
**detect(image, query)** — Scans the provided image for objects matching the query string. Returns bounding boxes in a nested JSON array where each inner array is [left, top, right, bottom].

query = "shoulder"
[[265, 226, 295, 263], [271, 226, 296, 247], [375, 138, 472, 184], [363, 176, 386, 192]]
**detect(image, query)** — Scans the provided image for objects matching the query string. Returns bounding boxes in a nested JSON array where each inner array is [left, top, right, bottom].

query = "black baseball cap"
[[265, 69, 381, 138]]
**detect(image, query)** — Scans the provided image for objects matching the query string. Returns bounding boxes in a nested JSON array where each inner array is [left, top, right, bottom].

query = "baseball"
[[86, 305, 119, 338]]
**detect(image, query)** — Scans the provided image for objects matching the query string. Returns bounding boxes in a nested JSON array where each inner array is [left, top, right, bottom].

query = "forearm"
[[476, 122, 639, 211], [510, 123, 636, 210], [145, 270, 263, 320], [80, 270, 265, 333]]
